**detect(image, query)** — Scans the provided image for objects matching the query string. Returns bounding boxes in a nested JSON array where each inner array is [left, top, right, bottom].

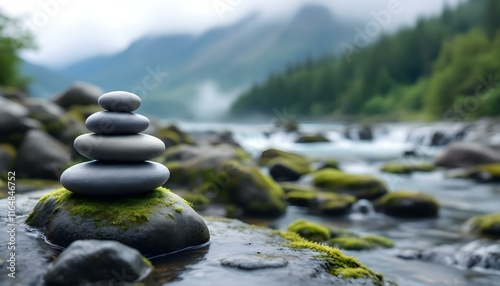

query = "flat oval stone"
[[85, 111, 150, 134], [98, 91, 141, 112], [74, 134, 165, 161], [60, 161, 170, 195]]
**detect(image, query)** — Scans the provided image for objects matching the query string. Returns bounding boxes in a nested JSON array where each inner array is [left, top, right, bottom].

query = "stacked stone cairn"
[[27, 91, 210, 257], [61, 91, 169, 194]]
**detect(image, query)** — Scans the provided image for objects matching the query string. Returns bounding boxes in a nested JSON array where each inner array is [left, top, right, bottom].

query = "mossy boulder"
[[285, 191, 317, 207], [288, 219, 393, 251], [268, 157, 311, 182], [157, 124, 195, 149], [318, 159, 339, 170], [209, 160, 286, 217], [328, 235, 394, 251], [25, 187, 210, 257], [315, 192, 356, 216], [375, 191, 439, 218], [381, 162, 435, 174], [295, 134, 330, 143], [279, 182, 317, 194], [175, 190, 210, 211], [288, 219, 330, 242], [259, 148, 309, 166], [311, 168, 387, 200], [464, 213, 500, 238], [453, 163, 500, 182]]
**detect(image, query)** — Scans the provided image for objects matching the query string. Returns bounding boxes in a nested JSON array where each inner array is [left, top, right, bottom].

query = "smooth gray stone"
[[60, 161, 170, 195], [98, 91, 141, 112], [44, 240, 152, 285], [74, 133, 165, 161], [86, 111, 150, 134]]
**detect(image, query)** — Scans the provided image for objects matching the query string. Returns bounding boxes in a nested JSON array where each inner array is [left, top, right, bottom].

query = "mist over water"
[[190, 81, 243, 120]]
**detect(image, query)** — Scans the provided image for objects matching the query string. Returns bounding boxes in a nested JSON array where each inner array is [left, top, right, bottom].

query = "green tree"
[[0, 12, 35, 88]]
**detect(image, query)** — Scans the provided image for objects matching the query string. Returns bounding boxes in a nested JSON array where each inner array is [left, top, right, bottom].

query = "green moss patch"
[[26, 187, 180, 229], [465, 213, 500, 238], [328, 235, 394, 250], [279, 231, 384, 282], [288, 219, 330, 242], [381, 162, 435, 174]]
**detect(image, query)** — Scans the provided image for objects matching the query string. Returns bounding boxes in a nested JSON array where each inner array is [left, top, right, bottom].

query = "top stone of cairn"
[[98, 91, 142, 112]]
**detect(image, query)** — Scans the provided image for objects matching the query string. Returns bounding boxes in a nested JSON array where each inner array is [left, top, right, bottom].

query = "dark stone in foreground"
[[44, 240, 152, 285], [26, 188, 209, 257], [73, 133, 165, 161], [60, 161, 169, 195], [86, 111, 150, 134]]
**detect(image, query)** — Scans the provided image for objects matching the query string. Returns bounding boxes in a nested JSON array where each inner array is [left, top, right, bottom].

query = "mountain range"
[[22, 5, 361, 118]]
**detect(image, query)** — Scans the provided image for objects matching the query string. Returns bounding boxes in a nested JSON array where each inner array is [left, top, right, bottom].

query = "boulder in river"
[[268, 156, 311, 182], [310, 168, 387, 200], [295, 133, 330, 143], [464, 213, 500, 238], [44, 240, 152, 285], [374, 191, 440, 218], [435, 142, 500, 168]]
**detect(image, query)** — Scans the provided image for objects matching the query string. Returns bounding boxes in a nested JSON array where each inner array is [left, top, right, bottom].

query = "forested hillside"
[[231, 0, 500, 120]]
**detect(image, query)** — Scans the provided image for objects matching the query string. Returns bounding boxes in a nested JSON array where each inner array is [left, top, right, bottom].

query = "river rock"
[[435, 142, 500, 168], [220, 255, 288, 270], [74, 133, 165, 161], [268, 157, 311, 182], [464, 213, 500, 238], [60, 161, 170, 195], [44, 240, 152, 285], [26, 187, 209, 257], [86, 111, 150, 134], [310, 168, 387, 200], [374, 191, 439, 218], [53, 82, 103, 109], [98, 91, 142, 112], [14, 130, 70, 180]]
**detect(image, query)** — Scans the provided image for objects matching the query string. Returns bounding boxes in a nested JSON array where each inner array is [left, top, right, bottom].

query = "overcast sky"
[[0, 0, 462, 68]]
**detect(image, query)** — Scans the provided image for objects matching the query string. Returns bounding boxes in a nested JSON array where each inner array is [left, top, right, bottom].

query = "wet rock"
[[199, 130, 240, 147], [328, 235, 394, 251], [344, 125, 373, 141], [26, 187, 210, 257], [310, 168, 387, 200], [44, 240, 152, 285], [268, 157, 311, 182], [435, 142, 500, 168], [464, 213, 500, 238], [208, 160, 286, 217], [317, 159, 339, 170], [220, 255, 288, 270], [259, 148, 310, 166], [14, 130, 70, 180], [53, 82, 104, 109], [381, 162, 435, 174], [288, 219, 330, 242], [451, 163, 500, 182], [375, 191, 439, 218], [295, 134, 330, 143], [157, 124, 195, 149]]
